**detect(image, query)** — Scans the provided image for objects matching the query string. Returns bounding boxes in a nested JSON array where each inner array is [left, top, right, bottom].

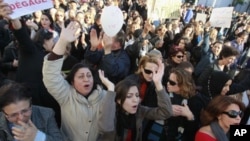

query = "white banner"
[[6, 0, 53, 19], [209, 7, 234, 28], [195, 13, 207, 24], [147, 0, 182, 20]]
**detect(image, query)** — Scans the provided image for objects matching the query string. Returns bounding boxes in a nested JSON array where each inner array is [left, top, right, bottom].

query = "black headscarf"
[[203, 71, 231, 99]]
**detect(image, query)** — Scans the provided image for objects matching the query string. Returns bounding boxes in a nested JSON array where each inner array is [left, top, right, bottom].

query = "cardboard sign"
[[196, 13, 207, 24], [6, 0, 53, 19], [147, 0, 182, 20], [101, 5, 123, 37], [209, 7, 234, 28]]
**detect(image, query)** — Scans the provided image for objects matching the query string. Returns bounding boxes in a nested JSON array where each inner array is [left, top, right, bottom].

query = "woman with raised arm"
[[42, 21, 116, 141], [98, 59, 173, 141]]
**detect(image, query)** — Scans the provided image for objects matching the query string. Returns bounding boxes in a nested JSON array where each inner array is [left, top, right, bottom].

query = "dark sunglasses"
[[222, 110, 243, 118], [143, 68, 153, 74], [168, 79, 177, 86], [176, 55, 184, 59]]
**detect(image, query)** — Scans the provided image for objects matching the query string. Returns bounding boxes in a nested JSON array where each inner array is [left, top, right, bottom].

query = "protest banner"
[[147, 0, 182, 20], [209, 7, 234, 28], [195, 13, 207, 24], [6, 0, 53, 19]]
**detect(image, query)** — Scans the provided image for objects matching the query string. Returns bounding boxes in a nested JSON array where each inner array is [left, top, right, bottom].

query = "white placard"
[[101, 5, 123, 37], [147, 0, 182, 20], [195, 13, 207, 24], [6, 0, 53, 19], [209, 7, 234, 28]]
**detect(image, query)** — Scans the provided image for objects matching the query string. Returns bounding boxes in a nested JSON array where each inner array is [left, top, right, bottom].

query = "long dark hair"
[[115, 79, 138, 137]]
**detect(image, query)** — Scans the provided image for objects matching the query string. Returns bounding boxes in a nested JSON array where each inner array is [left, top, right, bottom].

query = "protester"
[[98, 59, 172, 141], [0, 1, 61, 127], [43, 21, 115, 141], [0, 82, 62, 141], [195, 95, 245, 141]]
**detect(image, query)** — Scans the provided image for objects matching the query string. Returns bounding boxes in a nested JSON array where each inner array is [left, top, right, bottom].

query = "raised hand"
[[60, 21, 81, 43], [152, 59, 164, 90], [12, 120, 38, 141], [52, 21, 81, 55], [90, 29, 102, 50], [25, 20, 38, 30], [98, 70, 114, 91]]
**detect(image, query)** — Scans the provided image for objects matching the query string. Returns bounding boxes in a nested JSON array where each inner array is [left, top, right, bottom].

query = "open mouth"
[[132, 105, 138, 109], [84, 84, 90, 88]]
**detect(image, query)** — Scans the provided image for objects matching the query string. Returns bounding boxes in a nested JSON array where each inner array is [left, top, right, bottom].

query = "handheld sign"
[[101, 5, 123, 37], [209, 7, 233, 28], [6, 0, 53, 19]]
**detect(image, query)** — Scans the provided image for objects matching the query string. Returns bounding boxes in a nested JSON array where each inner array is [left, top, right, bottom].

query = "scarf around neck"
[[210, 121, 229, 141]]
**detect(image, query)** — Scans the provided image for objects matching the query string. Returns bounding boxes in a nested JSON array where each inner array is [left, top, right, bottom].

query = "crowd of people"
[[0, 0, 250, 141]]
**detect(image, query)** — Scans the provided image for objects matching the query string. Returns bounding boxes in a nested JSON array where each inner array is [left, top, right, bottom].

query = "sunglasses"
[[222, 110, 243, 118], [176, 55, 184, 59], [143, 68, 154, 74], [168, 79, 177, 86]]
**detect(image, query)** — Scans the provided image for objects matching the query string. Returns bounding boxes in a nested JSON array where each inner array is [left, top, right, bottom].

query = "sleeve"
[[98, 90, 116, 132], [42, 54, 71, 105], [43, 109, 63, 141], [13, 26, 37, 55], [200, 31, 210, 56], [141, 88, 173, 120], [84, 48, 103, 64], [228, 73, 250, 95], [97, 90, 116, 141], [34, 130, 46, 141]]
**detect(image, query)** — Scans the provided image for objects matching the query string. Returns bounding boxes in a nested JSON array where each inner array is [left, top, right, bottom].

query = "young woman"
[[195, 95, 245, 141], [98, 60, 172, 141]]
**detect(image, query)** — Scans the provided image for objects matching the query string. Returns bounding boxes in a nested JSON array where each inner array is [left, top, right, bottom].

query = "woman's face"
[[171, 52, 184, 64], [141, 62, 158, 82], [73, 68, 94, 96], [222, 56, 236, 66], [41, 15, 51, 29], [167, 73, 180, 94], [84, 14, 92, 24], [55, 11, 65, 22], [221, 80, 232, 95], [119, 86, 140, 114], [178, 39, 185, 49], [218, 103, 242, 131], [211, 43, 223, 57], [184, 27, 193, 35]]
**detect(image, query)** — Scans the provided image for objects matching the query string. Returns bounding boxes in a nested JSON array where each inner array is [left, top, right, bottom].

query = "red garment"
[[125, 130, 132, 141], [139, 82, 147, 100], [195, 131, 218, 141]]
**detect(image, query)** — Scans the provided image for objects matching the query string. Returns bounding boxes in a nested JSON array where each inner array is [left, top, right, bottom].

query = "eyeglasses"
[[168, 79, 177, 86], [176, 55, 184, 59], [143, 68, 154, 74], [222, 110, 243, 118], [3, 106, 32, 120]]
